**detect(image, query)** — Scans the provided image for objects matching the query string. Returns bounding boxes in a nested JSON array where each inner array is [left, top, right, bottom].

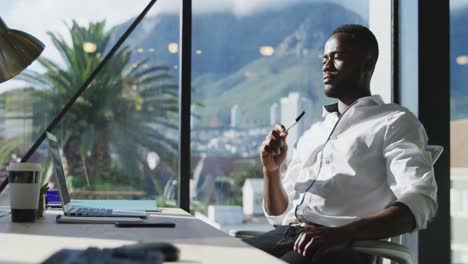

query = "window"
[[0, 1, 181, 207], [451, 0, 468, 262], [189, 0, 388, 232]]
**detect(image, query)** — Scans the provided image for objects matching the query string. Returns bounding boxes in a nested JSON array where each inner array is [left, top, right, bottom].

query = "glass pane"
[[450, 0, 468, 263], [190, 0, 369, 232], [0, 0, 181, 207]]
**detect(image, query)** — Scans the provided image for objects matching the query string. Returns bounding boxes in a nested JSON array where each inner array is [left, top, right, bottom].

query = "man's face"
[[322, 33, 367, 99]]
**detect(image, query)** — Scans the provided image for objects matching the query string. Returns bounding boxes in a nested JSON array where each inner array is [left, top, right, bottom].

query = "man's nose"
[[322, 59, 333, 72]]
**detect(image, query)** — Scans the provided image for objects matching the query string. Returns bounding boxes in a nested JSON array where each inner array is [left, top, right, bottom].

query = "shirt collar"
[[322, 103, 339, 117], [321, 94, 385, 118]]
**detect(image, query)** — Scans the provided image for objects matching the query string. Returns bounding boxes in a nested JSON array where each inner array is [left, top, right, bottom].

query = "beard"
[[324, 81, 357, 99], [324, 83, 341, 98], [323, 71, 362, 99]]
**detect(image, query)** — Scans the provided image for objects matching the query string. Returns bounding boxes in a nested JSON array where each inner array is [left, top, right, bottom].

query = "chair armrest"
[[352, 240, 412, 264], [230, 229, 412, 264], [229, 229, 267, 239]]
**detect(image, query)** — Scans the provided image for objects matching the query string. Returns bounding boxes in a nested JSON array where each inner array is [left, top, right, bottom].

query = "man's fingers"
[[267, 125, 288, 149], [295, 232, 310, 254], [260, 139, 280, 157], [270, 130, 284, 147], [303, 238, 314, 256], [268, 139, 280, 155], [275, 124, 285, 131], [303, 237, 321, 257], [293, 232, 303, 252], [276, 124, 288, 138], [260, 143, 270, 156], [260, 125, 288, 159]]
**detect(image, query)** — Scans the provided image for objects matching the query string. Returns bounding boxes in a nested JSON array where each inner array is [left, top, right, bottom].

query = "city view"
[[0, 0, 467, 262]]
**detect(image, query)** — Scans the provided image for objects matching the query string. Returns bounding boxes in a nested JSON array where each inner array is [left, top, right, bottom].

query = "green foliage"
[[190, 200, 208, 215], [194, 55, 331, 127], [156, 197, 177, 208], [229, 158, 263, 193], [0, 137, 23, 165], [18, 20, 178, 193], [226, 196, 242, 206], [40, 183, 49, 196]]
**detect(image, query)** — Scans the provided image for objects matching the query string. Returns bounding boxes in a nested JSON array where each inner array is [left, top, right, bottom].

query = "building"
[[270, 103, 280, 126], [230, 104, 243, 128], [242, 178, 264, 216], [450, 119, 468, 263], [0, 2, 455, 263]]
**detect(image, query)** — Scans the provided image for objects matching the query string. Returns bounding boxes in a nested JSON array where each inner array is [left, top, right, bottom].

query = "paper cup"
[[7, 163, 42, 222]]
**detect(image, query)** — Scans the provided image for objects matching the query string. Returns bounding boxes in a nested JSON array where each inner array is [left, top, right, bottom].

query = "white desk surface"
[[0, 207, 285, 264]]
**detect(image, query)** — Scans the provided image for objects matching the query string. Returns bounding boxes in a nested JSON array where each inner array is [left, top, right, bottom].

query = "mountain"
[[114, 3, 363, 76], [111, 2, 365, 126]]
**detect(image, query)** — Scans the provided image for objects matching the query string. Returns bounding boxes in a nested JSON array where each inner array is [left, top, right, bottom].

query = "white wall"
[[369, 0, 392, 103]]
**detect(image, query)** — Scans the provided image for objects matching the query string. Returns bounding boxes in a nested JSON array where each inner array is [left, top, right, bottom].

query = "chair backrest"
[[426, 145, 444, 166], [377, 144, 444, 264]]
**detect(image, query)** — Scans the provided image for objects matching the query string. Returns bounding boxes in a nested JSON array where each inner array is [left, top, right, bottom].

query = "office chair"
[[230, 145, 444, 264]]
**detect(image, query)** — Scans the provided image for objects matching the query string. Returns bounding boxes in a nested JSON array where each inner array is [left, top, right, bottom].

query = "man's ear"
[[363, 56, 376, 76]]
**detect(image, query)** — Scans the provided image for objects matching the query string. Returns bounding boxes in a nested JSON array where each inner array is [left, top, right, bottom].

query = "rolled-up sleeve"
[[383, 112, 438, 231], [263, 148, 301, 225]]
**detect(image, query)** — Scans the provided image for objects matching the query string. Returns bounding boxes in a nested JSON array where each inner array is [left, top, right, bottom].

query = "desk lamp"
[[0, 17, 44, 83], [0, 17, 44, 193]]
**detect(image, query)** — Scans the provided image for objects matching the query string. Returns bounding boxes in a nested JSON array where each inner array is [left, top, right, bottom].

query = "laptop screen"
[[46, 132, 71, 205]]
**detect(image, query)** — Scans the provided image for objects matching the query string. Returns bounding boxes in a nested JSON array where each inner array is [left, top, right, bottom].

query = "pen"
[[268, 111, 305, 155], [280, 111, 305, 136]]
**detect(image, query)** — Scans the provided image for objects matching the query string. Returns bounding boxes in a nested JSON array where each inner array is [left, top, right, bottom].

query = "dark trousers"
[[242, 226, 373, 264]]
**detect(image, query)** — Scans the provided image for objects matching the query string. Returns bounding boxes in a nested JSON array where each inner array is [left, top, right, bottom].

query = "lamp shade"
[[0, 18, 44, 83]]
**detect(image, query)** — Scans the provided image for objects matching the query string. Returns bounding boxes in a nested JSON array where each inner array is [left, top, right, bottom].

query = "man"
[[243, 24, 437, 264]]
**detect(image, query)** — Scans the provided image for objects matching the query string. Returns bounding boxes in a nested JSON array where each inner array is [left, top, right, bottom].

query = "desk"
[[0, 208, 284, 263]]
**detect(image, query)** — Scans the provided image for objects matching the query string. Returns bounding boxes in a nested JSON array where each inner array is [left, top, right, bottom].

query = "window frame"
[[177, 4, 452, 264]]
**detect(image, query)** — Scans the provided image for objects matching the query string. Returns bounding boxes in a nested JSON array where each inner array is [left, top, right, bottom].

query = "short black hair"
[[331, 24, 379, 64]]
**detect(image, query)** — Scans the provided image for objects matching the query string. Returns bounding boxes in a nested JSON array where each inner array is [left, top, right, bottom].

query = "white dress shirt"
[[264, 95, 437, 231]]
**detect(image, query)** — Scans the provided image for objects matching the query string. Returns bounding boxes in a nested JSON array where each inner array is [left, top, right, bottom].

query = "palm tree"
[[19, 20, 178, 193]]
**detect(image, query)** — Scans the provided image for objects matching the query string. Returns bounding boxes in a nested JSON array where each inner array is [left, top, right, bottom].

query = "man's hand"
[[261, 125, 289, 215], [260, 124, 288, 172], [293, 227, 355, 259]]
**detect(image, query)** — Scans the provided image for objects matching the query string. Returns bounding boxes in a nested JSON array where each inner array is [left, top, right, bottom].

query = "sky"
[[451, 0, 468, 10], [0, 0, 369, 44], [0, 0, 466, 93], [0, 0, 361, 92]]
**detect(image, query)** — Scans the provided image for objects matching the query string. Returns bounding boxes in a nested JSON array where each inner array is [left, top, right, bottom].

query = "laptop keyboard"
[[75, 207, 113, 216]]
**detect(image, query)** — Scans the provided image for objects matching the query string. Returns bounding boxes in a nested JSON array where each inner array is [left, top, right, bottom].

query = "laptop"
[[46, 132, 148, 218]]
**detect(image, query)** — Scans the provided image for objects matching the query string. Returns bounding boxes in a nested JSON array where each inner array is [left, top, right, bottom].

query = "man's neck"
[[338, 100, 353, 114], [337, 92, 371, 114]]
